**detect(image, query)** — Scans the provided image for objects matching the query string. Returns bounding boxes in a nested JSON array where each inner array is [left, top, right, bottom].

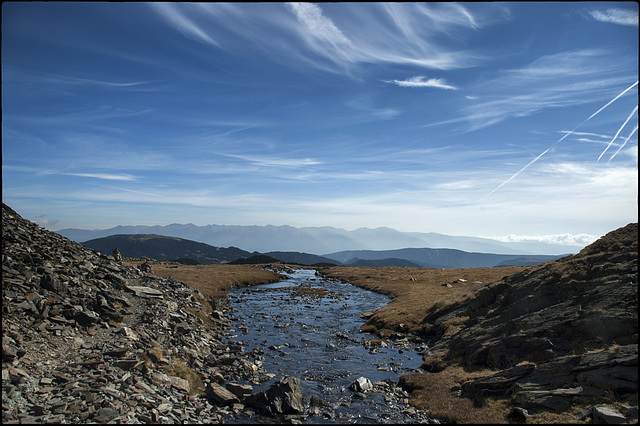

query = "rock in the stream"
[[245, 376, 304, 415], [349, 376, 373, 393]]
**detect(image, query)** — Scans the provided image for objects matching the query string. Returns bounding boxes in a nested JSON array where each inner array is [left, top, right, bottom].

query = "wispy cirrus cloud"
[[218, 153, 322, 168], [287, 3, 353, 52], [383, 75, 457, 90], [149, 3, 219, 46], [38, 171, 139, 181], [442, 49, 636, 131], [3, 66, 158, 89], [586, 7, 639, 26], [65, 173, 139, 181], [283, 2, 494, 72], [147, 2, 503, 75]]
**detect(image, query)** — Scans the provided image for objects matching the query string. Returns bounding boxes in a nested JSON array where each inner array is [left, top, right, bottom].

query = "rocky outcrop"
[[1, 204, 271, 423], [414, 223, 638, 417], [245, 376, 304, 415]]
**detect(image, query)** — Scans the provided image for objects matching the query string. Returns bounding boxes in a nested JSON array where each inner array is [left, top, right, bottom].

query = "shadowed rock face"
[[245, 376, 305, 415], [416, 222, 638, 414]]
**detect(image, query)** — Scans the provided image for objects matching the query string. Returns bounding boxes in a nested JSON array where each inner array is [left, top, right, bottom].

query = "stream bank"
[[220, 268, 437, 424]]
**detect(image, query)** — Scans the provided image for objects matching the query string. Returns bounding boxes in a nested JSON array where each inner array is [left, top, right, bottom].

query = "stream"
[[222, 268, 432, 424]]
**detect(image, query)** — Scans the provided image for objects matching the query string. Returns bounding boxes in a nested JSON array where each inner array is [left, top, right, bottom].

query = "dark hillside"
[[1, 203, 270, 423], [264, 251, 342, 266], [347, 258, 423, 268], [404, 222, 638, 417], [82, 234, 251, 264]]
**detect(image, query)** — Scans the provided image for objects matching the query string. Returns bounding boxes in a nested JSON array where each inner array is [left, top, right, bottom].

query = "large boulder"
[[205, 383, 239, 406], [245, 376, 304, 415]]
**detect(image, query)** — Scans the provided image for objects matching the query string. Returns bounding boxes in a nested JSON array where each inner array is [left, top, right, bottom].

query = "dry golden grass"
[[128, 261, 597, 423], [316, 265, 528, 334], [125, 261, 284, 299], [400, 366, 508, 423]]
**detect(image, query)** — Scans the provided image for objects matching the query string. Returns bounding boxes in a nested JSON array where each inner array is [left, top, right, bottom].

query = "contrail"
[[608, 124, 638, 164], [596, 104, 638, 164], [485, 146, 554, 197], [486, 80, 639, 197], [586, 81, 638, 121]]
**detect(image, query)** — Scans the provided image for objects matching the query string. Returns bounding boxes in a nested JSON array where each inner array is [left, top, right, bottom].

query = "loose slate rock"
[[125, 285, 164, 298]]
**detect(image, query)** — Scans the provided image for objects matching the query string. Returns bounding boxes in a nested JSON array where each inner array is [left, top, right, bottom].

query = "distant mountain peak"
[[57, 222, 588, 256]]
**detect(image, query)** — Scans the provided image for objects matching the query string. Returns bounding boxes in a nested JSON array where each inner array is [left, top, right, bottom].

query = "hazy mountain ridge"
[[80, 234, 561, 269], [324, 248, 562, 269], [57, 223, 584, 255]]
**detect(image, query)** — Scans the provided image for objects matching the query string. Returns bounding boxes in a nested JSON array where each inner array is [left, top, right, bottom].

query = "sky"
[[2, 2, 638, 247]]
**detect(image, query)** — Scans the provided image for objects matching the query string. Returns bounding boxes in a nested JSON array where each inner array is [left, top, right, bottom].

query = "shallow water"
[[223, 268, 427, 423]]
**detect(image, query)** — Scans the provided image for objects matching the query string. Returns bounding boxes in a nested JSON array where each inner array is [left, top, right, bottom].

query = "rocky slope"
[[1, 203, 299, 423], [2, 203, 430, 424], [406, 222, 638, 420]]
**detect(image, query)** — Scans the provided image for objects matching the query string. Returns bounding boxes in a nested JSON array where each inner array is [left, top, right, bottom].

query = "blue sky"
[[2, 2, 638, 246]]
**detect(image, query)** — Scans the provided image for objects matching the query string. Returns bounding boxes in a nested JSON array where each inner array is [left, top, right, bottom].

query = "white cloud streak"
[[148, 3, 500, 75], [596, 104, 639, 163], [445, 50, 636, 132], [487, 81, 639, 196], [218, 153, 322, 168], [65, 173, 139, 181], [588, 8, 639, 26], [149, 3, 219, 46], [287, 3, 353, 51], [38, 171, 139, 181], [383, 75, 457, 90], [3, 66, 157, 89], [607, 124, 639, 164]]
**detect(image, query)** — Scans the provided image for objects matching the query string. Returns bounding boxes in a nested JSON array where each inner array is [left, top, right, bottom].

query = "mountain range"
[[323, 248, 561, 268], [58, 223, 583, 255], [81, 234, 562, 269]]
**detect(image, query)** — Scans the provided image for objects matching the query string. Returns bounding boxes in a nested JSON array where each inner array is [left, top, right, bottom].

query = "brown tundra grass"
[[128, 261, 600, 423]]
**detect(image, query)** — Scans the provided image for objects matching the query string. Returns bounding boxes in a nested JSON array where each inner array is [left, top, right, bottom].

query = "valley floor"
[[135, 259, 636, 424]]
